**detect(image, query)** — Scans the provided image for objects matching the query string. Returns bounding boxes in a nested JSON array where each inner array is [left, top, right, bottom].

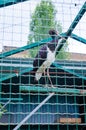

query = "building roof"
[[2, 46, 29, 58], [70, 53, 86, 61], [2, 46, 86, 61]]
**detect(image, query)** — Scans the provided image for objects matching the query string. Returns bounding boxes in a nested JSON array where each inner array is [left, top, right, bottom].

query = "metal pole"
[[13, 92, 54, 130], [66, 2, 86, 37], [71, 33, 86, 45]]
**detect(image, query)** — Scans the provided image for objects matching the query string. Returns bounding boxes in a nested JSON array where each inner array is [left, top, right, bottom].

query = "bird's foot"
[[45, 84, 49, 88], [51, 85, 54, 88]]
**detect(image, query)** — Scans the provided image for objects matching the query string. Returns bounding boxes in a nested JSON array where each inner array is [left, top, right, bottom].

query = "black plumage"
[[33, 29, 66, 86]]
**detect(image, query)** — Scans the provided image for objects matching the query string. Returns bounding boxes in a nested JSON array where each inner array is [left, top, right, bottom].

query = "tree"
[[28, 0, 70, 59], [56, 41, 70, 59]]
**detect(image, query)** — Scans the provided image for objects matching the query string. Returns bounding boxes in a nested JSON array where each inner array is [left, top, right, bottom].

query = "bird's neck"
[[51, 36, 58, 42], [47, 42, 57, 52], [52, 38, 58, 43]]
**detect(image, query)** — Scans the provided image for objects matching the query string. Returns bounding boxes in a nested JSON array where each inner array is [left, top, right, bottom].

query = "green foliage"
[[29, 0, 58, 41], [0, 104, 7, 118], [56, 41, 70, 60], [28, 0, 69, 59], [28, 0, 62, 57]]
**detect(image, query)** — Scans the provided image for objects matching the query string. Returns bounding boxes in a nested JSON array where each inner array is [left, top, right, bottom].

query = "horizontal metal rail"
[[20, 86, 86, 95]]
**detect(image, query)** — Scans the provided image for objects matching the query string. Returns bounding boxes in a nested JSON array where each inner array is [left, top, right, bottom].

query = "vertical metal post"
[[13, 92, 54, 130]]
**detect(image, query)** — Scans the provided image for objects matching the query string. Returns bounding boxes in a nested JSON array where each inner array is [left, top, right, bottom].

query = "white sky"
[[0, 0, 86, 53]]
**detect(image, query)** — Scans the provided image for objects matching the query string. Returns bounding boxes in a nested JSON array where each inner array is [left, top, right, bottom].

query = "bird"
[[33, 29, 66, 87]]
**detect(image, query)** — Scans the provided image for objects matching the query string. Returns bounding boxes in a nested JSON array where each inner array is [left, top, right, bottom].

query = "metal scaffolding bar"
[[13, 92, 54, 130], [53, 62, 86, 80], [65, 2, 86, 36], [0, 0, 29, 8], [71, 33, 86, 44], [0, 2, 85, 59], [0, 37, 51, 59], [20, 86, 86, 95], [0, 67, 33, 82]]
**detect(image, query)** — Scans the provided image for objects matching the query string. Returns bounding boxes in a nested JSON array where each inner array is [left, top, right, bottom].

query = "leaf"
[[27, 0, 69, 59]]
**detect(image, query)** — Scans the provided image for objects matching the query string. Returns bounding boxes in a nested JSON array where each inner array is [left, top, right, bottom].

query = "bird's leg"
[[47, 68, 54, 88], [43, 68, 48, 87]]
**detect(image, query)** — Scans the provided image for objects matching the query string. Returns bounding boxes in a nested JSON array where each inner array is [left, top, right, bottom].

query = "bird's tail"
[[35, 71, 42, 81], [34, 63, 46, 82]]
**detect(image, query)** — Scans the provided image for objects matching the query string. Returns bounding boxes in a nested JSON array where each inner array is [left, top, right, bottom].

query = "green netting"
[[0, 1, 86, 130]]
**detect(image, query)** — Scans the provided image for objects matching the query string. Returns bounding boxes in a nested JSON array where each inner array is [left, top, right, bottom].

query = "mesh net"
[[0, 0, 86, 130]]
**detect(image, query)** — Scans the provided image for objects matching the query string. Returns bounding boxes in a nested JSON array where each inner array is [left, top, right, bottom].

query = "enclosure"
[[0, 0, 86, 130]]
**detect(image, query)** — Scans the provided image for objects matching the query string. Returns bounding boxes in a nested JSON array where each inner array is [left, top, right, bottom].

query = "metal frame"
[[0, 0, 29, 8], [0, 2, 86, 129], [0, 2, 86, 59], [0, 2, 86, 83], [20, 86, 86, 95]]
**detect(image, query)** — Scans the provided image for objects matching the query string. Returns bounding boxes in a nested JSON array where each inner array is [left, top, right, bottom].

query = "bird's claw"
[[51, 85, 54, 88]]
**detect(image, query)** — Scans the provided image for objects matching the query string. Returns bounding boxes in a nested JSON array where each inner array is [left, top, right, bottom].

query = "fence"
[[0, 0, 86, 130]]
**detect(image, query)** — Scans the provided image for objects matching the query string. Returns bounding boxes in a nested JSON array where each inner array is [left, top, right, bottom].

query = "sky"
[[0, 0, 86, 53]]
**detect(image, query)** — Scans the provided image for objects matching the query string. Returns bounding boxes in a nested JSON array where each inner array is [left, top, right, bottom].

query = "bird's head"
[[49, 29, 58, 39]]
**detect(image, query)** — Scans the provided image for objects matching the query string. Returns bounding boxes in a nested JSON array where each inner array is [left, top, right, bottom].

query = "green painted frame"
[[0, 2, 86, 82]]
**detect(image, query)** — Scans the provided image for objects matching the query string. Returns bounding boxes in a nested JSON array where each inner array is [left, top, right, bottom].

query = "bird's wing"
[[33, 45, 47, 68]]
